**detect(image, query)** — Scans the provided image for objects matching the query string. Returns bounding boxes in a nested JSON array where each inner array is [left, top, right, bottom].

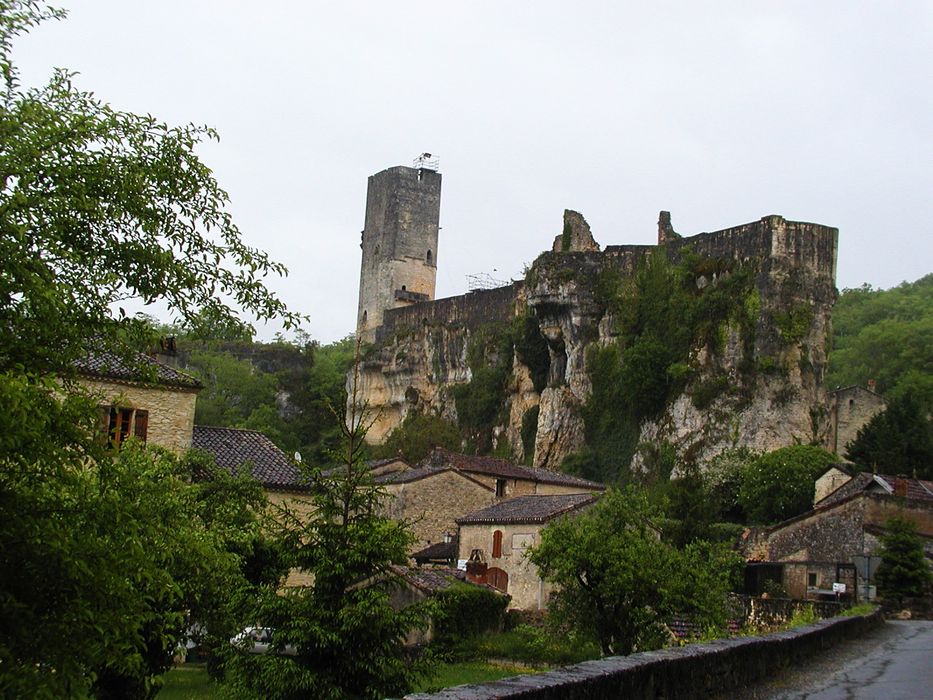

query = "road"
[[722, 620, 933, 700]]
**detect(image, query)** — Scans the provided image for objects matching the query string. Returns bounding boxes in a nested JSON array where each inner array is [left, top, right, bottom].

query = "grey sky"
[[15, 1, 933, 343]]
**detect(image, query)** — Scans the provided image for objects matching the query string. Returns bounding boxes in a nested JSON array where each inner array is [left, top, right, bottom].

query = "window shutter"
[[134, 409, 149, 442], [492, 530, 503, 558]]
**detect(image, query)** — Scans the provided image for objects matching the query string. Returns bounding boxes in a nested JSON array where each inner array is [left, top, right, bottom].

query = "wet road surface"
[[719, 620, 933, 700]]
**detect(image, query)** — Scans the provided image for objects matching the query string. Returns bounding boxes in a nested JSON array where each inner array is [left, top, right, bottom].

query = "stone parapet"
[[405, 609, 883, 699]]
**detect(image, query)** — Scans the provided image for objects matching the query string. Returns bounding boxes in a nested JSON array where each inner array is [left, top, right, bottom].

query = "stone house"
[[375, 448, 605, 554], [75, 349, 201, 454], [457, 493, 598, 610], [743, 468, 933, 600]]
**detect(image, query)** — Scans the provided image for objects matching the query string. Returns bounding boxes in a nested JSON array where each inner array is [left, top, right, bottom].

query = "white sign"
[[832, 582, 846, 593], [456, 559, 467, 571]]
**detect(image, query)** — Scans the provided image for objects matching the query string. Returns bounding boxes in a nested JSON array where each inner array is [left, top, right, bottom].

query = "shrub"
[[432, 584, 509, 650]]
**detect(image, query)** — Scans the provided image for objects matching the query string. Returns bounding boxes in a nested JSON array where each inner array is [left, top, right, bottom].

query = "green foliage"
[[413, 661, 535, 694], [561, 219, 572, 251], [529, 487, 742, 656], [704, 448, 757, 523], [431, 583, 509, 650], [738, 445, 838, 524], [445, 624, 598, 666], [520, 405, 540, 464], [0, 5, 297, 696], [511, 312, 550, 393], [223, 390, 431, 700], [373, 411, 461, 464], [0, 3, 301, 381], [452, 325, 513, 453], [827, 276, 933, 409], [876, 517, 933, 604], [580, 250, 757, 480], [787, 605, 819, 628], [774, 305, 814, 343], [664, 462, 718, 547], [845, 394, 933, 479]]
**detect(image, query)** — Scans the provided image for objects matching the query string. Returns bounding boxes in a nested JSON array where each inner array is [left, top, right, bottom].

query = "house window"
[[100, 406, 148, 449], [808, 572, 818, 588], [495, 478, 506, 498], [492, 530, 503, 558]]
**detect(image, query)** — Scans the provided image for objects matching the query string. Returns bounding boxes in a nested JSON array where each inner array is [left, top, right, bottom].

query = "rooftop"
[[457, 493, 598, 525], [75, 349, 201, 389], [418, 448, 605, 490], [192, 425, 305, 491], [817, 471, 933, 507]]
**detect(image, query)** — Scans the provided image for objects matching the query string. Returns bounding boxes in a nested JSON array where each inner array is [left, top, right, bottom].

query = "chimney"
[[867, 379, 877, 393], [894, 475, 908, 498]]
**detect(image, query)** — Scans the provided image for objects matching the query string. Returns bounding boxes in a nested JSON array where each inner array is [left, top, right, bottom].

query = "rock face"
[[352, 212, 838, 473]]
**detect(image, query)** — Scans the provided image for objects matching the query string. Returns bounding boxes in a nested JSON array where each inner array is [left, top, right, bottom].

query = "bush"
[[432, 584, 509, 650], [373, 412, 460, 464], [738, 445, 838, 524], [876, 517, 933, 605]]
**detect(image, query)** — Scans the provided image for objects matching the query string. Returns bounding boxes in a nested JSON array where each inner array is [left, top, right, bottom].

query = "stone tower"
[[356, 163, 442, 342]]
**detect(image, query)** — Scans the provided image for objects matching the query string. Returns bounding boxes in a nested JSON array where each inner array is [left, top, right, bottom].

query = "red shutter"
[[134, 409, 149, 442], [492, 530, 503, 558]]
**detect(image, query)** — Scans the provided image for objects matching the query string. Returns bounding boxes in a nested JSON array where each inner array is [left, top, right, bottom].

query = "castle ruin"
[[352, 163, 839, 473]]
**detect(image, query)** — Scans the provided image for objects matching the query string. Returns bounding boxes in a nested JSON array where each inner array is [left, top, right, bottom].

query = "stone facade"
[[79, 376, 198, 454], [828, 385, 886, 456], [356, 166, 442, 343], [379, 469, 495, 552], [742, 489, 933, 599], [458, 520, 552, 610], [813, 465, 853, 505]]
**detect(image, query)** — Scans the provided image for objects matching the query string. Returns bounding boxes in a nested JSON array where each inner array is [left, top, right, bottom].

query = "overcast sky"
[[15, 1, 933, 343]]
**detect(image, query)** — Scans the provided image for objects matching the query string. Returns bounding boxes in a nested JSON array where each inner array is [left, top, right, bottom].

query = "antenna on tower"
[[413, 152, 439, 171]]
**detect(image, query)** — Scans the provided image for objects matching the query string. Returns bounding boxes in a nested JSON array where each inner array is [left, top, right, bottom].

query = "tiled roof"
[[457, 493, 598, 525], [420, 448, 605, 490], [389, 565, 467, 594], [192, 425, 306, 491], [373, 463, 450, 485], [818, 471, 933, 507], [75, 349, 201, 389]]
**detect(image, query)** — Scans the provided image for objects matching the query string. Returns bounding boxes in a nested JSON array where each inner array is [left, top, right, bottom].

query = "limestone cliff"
[[353, 210, 838, 476]]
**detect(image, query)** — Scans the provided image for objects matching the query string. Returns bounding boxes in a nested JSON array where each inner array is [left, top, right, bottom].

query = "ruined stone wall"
[[377, 284, 522, 343], [79, 377, 198, 454], [355, 211, 839, 471]]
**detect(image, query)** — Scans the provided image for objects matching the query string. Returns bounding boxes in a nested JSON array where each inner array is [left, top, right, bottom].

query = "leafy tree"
[[738, 445, 838, 524], [704, 447, 757, 523], [0, 3, 298, 695], [845, 394, 933, 479], [827, 276, 933, 409], [875, 517, 933, 605], [223, 377, 430, 699], [529, 487, 741, 656], [372, 410, 461, 464]]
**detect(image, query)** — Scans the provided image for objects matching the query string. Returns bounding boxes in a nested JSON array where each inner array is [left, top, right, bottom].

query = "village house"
[[743, 466, 933, 600], [376, 447, 605, 555], [457, 493, 599, 610], [75, 349, 202, 454]]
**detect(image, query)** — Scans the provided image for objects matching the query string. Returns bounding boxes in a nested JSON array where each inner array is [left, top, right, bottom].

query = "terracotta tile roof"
[[75, 349, 201, 389], [818, 471, 933, 507], [192, 425, 306, 491], [457, 493, 598, 525], [420, 448, 605, 490]]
